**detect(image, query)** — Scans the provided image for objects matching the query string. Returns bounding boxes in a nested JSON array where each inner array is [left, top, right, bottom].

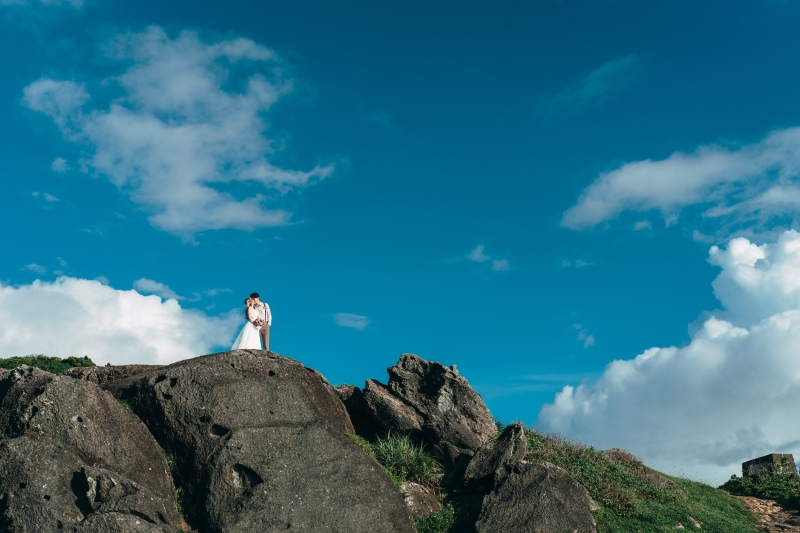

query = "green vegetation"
[[525, 430, 759, 533], [0, 354, 95, 375], [413, 503, 455, 533], [373, 433, 443, 490], [720, 460, 800, 510]]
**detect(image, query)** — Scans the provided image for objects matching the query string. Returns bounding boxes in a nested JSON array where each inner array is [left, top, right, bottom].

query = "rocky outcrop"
[[464, 422, 528, 486], [351, 354, 496, 460], [475, 461, 598, 533], [112, 350, 414, 533], [0, 365, 183, 532], [63, 364, 161, 386]]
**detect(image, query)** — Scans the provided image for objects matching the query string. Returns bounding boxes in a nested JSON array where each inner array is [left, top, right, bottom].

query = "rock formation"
[[0, 365, 183, 531], [345, 354, 496, 463], [101, 350, 414, 533]]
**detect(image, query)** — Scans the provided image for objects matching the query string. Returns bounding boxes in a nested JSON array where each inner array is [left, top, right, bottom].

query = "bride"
[[231, 298, 263, 350]]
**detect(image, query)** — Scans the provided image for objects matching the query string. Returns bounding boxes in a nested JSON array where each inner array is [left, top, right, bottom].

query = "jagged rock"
[[63, 364, 161, 386], [113, 350, 415, 533], [358, 354, 495, 455], [0, 366, 182, 532], [334, 384, 384, 439], [464, 422, 528, 485], [475, 460, 597, 533], [401, 482, 442, 518]]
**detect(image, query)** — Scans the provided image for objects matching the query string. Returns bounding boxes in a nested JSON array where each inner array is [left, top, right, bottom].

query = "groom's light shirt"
[[247, 303, 272, 326]]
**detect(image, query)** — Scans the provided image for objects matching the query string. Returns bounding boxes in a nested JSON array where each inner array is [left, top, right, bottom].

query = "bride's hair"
[[244, 297, 253, 319]]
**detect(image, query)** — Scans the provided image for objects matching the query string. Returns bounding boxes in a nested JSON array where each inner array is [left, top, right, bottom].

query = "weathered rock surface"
[[464, 422, 528, 486], [475, 460, 597, 533], [63, 364, 161, 386], [401, 482, 442, 518], [0, 366, 182, 532], [356, 354, 495, 456], [113, 350, 415, 533]]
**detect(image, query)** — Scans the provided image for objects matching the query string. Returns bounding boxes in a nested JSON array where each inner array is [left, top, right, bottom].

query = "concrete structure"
[[742, 454, 797, 477]]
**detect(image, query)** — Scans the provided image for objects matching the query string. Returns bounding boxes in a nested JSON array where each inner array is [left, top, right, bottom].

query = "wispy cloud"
[[466, 244, 512, 272], [332, 313, 371, 331], [539, 54, 641, 117], [571, 323, 595, 348], [23, 26, 333, 240], [24, 263, 46, 274], [562, 127, 800, 239], [633, 220, 652, 231], [32, 191, 60, 203], [559, 257, 594, 269], [133, 277, 184, 301]]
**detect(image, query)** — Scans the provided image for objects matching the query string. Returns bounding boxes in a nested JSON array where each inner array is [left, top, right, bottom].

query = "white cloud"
[[467, 244, 511, 272], [23, 26, 333, 239], [467, 244, 491, 263], [51, 157, 68, 173], [633, 220, 652, 231], [538, 230, 800, 485], [0, 276, 239, 365], [32, 191, 59, 203], [559, 258, 594, 269], [133, 277, 184, 301], [332, 313, 370, 331], [571, 323, 595, 349], [562, 127, 800, 233], [25, 263, 46, 274], [539, 55, 641, 117]]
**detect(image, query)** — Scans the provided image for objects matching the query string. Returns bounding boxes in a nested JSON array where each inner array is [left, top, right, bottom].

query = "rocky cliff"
[[0, 350, 599, 532]]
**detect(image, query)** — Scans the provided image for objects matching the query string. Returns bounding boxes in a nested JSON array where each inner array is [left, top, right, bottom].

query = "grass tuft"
[[413, 503, 455, 533], [373, 432, 443, 490]]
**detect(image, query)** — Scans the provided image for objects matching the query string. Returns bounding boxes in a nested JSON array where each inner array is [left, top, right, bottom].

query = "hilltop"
[[0, 351, 766, 532]]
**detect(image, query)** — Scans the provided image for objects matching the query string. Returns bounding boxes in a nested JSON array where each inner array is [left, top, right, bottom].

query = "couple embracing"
[[231, 292, 272, 351]]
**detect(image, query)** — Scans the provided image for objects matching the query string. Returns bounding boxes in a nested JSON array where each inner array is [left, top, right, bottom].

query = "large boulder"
[[358, 354, 496, 456], [0, 366, 183, 532], [475, 461, 597, 533], [113, 350, 415, 533]]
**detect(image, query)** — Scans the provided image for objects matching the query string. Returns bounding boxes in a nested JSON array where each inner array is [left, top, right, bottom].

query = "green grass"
[[525, 430, 759, 533], [0, 354, 95, 375], [413, 503, 455, 533], [373, 432, 443, 491]]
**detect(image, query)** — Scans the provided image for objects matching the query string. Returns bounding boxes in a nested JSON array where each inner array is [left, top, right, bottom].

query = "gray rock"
[[63, 364, 162, 386], [475, 461, 597, 533], [0, 366, 182, 532], [464, 422, 528, 485], [116, 350, 415, 533], [361, 354, 496, 454], [400, 482, 442, 518]]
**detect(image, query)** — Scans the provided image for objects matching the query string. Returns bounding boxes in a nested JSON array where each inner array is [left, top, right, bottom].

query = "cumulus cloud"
[[467, 244, 511, 272], [331, 313, 370, 331], [562, 127, 800, 234], [0, 276, 239, 365], [133, 277, 184, 301], [539, 55, 641, 117], [538, 230, 800, 484], [23, 26, 333, 239]]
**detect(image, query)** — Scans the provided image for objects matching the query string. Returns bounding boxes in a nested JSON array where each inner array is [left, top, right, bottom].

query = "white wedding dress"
[[231, 321, 263, 350]]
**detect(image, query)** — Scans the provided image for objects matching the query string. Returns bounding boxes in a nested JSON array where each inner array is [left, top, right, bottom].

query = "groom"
[[247, 292, 272, 351]]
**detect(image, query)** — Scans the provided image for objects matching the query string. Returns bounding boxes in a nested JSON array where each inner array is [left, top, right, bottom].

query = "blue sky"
[[3, 0, 800, 484]]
